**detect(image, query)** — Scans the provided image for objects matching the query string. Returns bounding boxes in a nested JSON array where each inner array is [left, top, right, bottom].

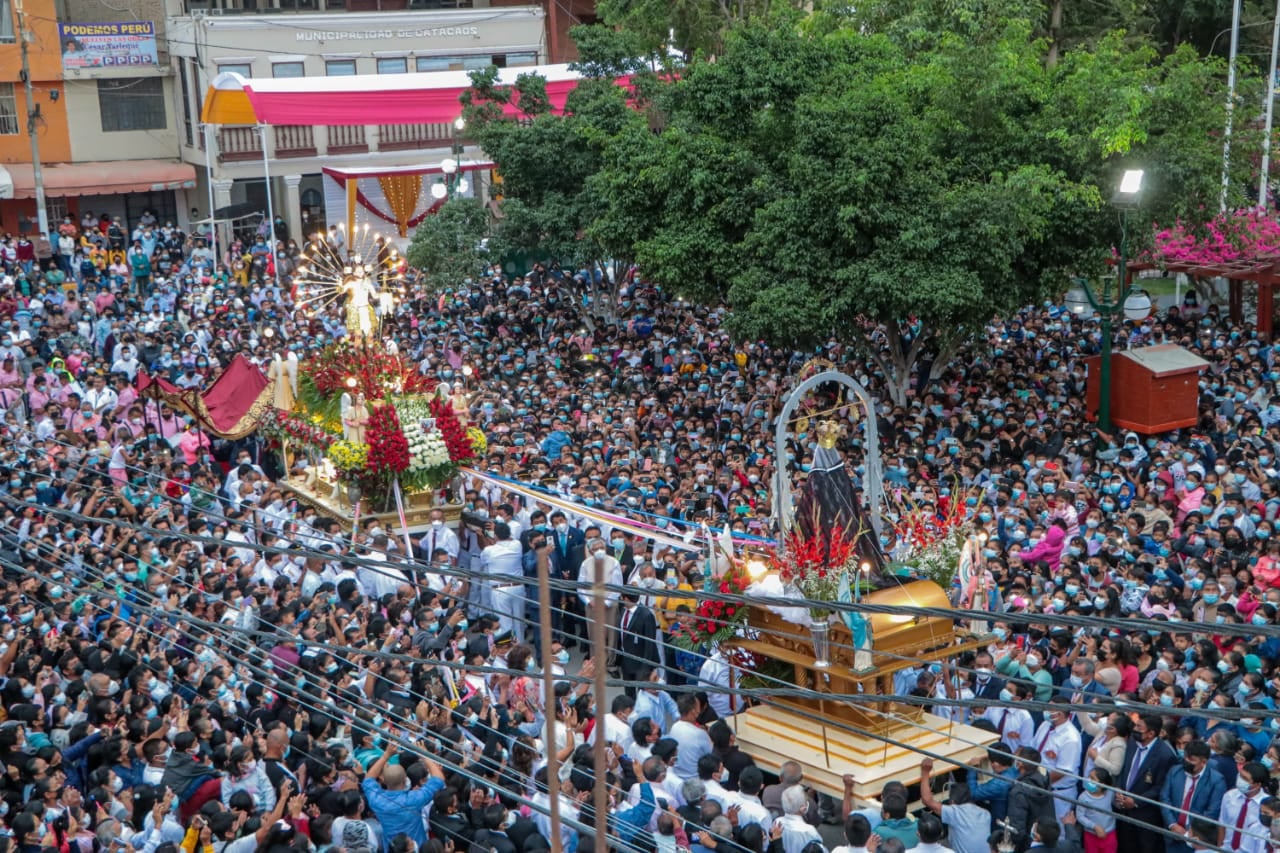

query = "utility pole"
[[14, 0, 48, 243]]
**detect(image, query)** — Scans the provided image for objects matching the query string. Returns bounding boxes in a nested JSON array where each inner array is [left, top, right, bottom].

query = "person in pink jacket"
[[177, 422, 211, 465], [1020, 519, 1068, 573]]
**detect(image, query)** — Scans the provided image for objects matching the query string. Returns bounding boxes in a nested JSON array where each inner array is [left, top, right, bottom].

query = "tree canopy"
[[404, 198, 490, 293], [583, 22, 1256, 402]]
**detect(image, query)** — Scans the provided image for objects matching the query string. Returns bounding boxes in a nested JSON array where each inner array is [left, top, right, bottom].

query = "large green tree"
[[405, 198, 491, 293], [587, 21, 1257, 404], [459, 29, 650, 322]]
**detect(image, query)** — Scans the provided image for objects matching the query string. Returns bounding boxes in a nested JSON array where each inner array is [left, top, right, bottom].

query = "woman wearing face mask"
[[219, 744, 277, 814]]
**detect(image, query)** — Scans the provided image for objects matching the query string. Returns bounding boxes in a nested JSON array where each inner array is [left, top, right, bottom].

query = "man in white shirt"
[[590, 695, 636, 753], [668, 694, 712, 779], [1030, 697, 1082, 821], [356, 534, 409, 602], [480, 521, 526, 642], [418, 508, 459, 563], [577, 538, 622, 669], [981, 684, 1034, 748], [908, 814, 954, 853], [776, 785, 822, 853], [733, 767, 773, 833]]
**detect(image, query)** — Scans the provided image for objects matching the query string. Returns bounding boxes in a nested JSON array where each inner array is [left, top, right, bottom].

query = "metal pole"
[[537, 549, 563, 853], [1261, 0, 1280, 208], [1098, 295, 1113, 435], [14, 0, 48, 246], [203, 124, 218, 258], [259, 124, 281, 290], [1223, 0, 1244, 211], [589, 556, 609, 853]]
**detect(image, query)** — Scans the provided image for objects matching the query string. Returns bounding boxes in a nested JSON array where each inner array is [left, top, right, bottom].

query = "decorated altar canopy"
[[138, 355, 274, 440], [323, 162, 494, 241], [200, 63, 632, 127]]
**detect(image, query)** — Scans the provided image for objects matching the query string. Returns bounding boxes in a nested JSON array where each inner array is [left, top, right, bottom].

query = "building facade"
[[167, 1, 546, 244]]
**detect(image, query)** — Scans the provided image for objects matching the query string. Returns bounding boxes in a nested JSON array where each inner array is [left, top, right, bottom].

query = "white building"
[[165, 0, 545, 243]]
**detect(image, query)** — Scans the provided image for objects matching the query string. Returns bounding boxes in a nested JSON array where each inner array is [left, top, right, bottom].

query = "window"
[[326, 59, 356, 76], [0, 0, 13, 43], [217, 62, 252, 78], [178, 61, 195, 146], [462, 55, 492, 70], [376, 57, 407, 74], [0, 83, 18, 135], [415, 55, 459, 72], [505, 52, 537, 67], [98, 77, 167, 132], [273, 61, 305, 78]]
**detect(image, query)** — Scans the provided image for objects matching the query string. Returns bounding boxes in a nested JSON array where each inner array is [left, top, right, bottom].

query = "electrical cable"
[[0, 552, 645, 853], [0, 547, 1264, 853], [2, 448, 1274, 728], [4, 435, 1277, 845]]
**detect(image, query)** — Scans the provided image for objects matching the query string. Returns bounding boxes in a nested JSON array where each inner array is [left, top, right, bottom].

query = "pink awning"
[[213, 63, 634, 127], [7, 160, 196, 199]]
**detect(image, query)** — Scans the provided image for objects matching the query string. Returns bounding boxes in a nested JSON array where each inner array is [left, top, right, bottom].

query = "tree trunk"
[[1046, 0, 1063, 67], [871, 323, 928, 408]]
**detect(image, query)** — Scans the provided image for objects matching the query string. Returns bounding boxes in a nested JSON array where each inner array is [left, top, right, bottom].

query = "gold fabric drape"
[[377, 174, 423, 237]]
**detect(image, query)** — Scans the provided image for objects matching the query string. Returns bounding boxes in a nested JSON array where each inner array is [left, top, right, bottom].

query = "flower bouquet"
[[327, 440, 368, 482], [772, 528, 857, 619], [670, 563, 752, 650]]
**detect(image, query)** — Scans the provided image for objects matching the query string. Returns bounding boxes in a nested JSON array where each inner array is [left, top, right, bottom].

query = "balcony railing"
[[275, 125, 317, 157], [184, 0, 472, 13], [218, 126, 263, 161], [328, 125, 368, 153], [378, 122, 454, 151]]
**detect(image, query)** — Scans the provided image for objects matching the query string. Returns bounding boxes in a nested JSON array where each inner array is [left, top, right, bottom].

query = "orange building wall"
[[0, 0, 70, 167]]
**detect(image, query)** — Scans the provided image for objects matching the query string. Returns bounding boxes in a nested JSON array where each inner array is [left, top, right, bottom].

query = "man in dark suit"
[[1159, 740, 1227, 853], [608, 529, 636, 573], [470, 803, 517, 853], [618, 590, 660, 698], [548, 511, 584, 647], [1116, 713, 1177, 853], [971, 650, 1005, 703]]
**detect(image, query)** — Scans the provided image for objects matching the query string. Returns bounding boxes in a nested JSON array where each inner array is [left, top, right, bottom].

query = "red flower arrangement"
[[306, 340, 436, 404], [258, 409, 336, 451], [365, 403, 410, 475], [671, 563, 752, 649], [429, 396, 476, 464], [772, 528, 856, 617]]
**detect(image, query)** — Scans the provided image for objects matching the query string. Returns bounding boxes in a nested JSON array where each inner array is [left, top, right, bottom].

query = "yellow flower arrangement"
[[327, 440, 369, 473], [466, 426, 488, 456]]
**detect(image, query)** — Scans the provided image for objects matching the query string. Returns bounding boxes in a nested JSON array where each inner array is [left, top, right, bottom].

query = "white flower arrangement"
[[403, 421, 450, 471]]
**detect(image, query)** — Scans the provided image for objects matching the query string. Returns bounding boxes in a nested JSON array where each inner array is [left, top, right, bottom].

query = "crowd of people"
[[0, 209, 1274, 853]]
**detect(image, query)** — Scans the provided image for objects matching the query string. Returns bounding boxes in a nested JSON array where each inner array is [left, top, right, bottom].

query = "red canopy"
[[137, 355, 274, 440]]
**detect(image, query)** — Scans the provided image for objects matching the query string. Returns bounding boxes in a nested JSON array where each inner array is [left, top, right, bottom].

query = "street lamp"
[[430, 115, 470, 201], [1073, 168, 1147, 435]]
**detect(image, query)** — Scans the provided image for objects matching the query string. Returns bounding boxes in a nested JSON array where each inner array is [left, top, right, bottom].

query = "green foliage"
[[459, 37, 648, 273], [404, 198, 490, 294], [588, 21, 1250, 402]]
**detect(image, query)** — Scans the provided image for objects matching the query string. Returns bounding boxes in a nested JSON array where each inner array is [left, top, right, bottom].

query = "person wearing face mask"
[[1114, 713, 1177, 853], [1159, 740, 1226, 853], [416, 508, 460, 566], [1218, 762, 1269, 852], [1029, 698, 1081, 821]]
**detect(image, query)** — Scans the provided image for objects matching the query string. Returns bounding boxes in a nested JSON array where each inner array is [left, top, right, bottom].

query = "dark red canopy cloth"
[[137, 355, 274, 440]]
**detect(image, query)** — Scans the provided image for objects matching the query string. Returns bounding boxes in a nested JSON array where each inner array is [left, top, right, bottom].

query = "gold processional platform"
[[280, 472, 460, 535], [728, 580, 997, 803]]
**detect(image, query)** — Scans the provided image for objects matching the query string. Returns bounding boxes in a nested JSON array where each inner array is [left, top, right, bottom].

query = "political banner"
[[58, 22, 159, 70]]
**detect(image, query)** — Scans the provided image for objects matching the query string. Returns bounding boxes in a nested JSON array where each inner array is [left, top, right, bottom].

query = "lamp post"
[[1064, 169, 1151, 435], [430, 116, 471, 203]]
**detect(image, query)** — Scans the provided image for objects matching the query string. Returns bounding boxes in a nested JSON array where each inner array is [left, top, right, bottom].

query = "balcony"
[[378, 122, 454, 151], [218, 126, 263, 162], [328, 125, 369, 154], [275, 125, 317, 157], [184, 0, 472, 12]]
